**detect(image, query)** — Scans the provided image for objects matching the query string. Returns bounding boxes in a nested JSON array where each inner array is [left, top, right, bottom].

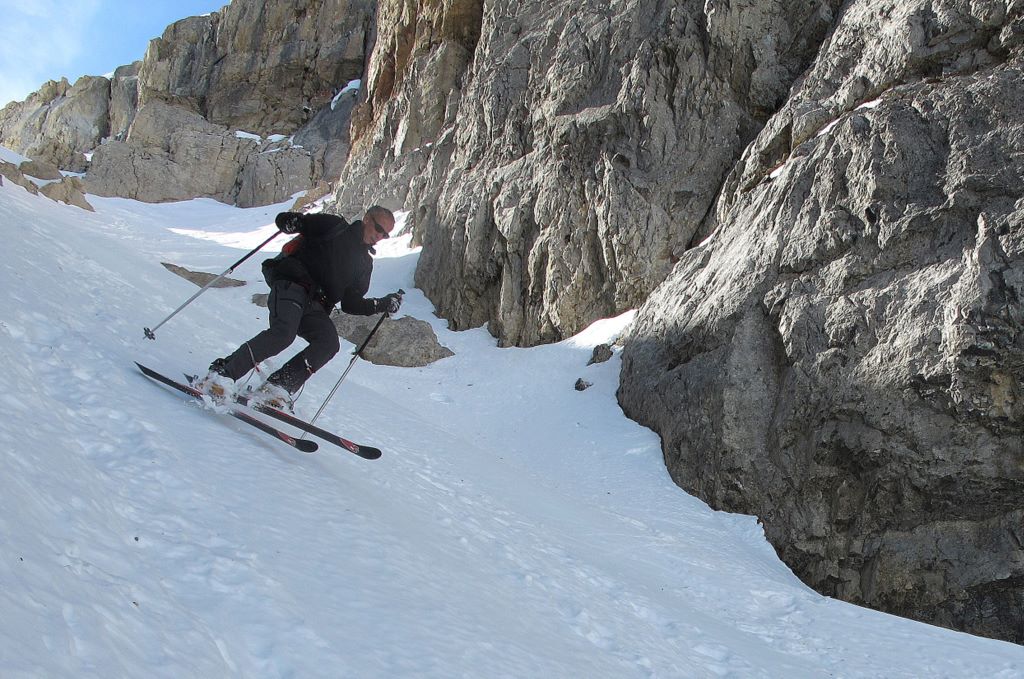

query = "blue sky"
[[0, 0, 228, 107]]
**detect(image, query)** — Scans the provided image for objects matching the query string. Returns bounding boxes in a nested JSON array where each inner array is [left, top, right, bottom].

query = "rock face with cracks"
[[340, 0, 842, 347], [619, 0, 1024, 644]]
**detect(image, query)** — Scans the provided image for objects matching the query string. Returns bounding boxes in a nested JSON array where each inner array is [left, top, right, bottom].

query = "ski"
[[136, 362, 319, 453], [183, 374, 382, 460], [236, 393, 383, 460]]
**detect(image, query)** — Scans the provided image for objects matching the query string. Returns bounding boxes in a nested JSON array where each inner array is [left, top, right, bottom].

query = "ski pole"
[[144, 230, 283, 340], [305, 289, 404, 432]]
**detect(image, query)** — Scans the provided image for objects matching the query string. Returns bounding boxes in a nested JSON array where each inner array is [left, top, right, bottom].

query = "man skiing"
[[199, 205, 403, 409]]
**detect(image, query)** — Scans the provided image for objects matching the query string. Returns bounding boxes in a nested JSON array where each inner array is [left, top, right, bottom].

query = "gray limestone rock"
[[235, 138, 316, 208], [588, 344, 614, 366], [86, 101, 316, 207], [161, 263, 245, 288], [339, 0, 842, 346], [0, 161, 39, 195], [0, 76, 110, 171], [137, 0, 373, 134], [4, 0, 374, 205], [249, 296, 454, 368], [109, 63, 141, 141], [332, 312, 454, 367], [619, 0, 1024, 643], [293, 89, 357, 189], [39, 177, 94, 212], [333, 0, 480, 215], [20, 159, 61, 181]]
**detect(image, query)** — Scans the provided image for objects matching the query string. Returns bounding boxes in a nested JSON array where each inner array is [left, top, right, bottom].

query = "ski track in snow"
[[1, 175, 1023, 678]]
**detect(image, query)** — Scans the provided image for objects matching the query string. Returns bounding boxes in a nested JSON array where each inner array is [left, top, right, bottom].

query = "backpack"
[[281, 234, 305, 256], [261, 235, 305, 286]]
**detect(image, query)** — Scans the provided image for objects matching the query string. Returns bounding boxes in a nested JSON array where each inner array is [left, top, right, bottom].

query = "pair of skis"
[[136, 362, 381, 459]]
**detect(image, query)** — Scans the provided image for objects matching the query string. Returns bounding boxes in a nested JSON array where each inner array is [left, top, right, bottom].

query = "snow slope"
[[0, 172, 1022, 678]]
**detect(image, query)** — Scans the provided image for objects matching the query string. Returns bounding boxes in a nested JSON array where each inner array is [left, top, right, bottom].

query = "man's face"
[[362, 213, 394, 246]]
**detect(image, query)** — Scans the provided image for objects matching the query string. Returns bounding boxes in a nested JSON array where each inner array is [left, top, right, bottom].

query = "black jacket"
[[265, 212, 378, 315]]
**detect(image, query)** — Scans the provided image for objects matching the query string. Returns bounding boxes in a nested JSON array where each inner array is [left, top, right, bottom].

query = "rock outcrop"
[[334, 0, 1024, 644], [619, 0, 1024, 643], [20, 159, 62, 181], [333, 0, 483, 213], [1, 159, 93, 210], [0, 0, 374, 207], [137, 1, 372, 133], [0, 161, 39, 195], [39, 176, 94, 212], [109, 63, 142, 142], [84, 101, 316, 206], [337, 0, 843, 346], [0, 76, 110, 171]]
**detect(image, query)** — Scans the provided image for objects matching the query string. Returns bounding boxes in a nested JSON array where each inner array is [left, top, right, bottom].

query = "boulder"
[[291, 180, 335, 212], [161, 263, 245, 288], [0, 161, 39, 195], [39, 177, 94, 212], [587, 344, 614, 366], [332, 312, 454, 367], [20, 159, 61, 180]]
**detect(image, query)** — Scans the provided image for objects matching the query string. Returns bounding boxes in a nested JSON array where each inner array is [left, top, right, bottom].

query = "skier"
[[198, 206, 403, 409]]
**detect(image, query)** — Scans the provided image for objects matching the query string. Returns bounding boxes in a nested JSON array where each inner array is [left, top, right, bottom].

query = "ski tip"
[[358, 446, 382, 460], [338, 438, 382, 459]]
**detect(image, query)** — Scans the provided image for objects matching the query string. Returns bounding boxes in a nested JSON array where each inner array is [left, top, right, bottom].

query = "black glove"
[[275, 212, 302, 234], [376, 292, 403, 315]]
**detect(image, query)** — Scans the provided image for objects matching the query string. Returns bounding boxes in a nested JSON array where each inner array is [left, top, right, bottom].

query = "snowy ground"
[[1, 168, 1022, 678]]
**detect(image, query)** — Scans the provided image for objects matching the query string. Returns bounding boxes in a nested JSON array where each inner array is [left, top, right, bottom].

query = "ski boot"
[[194, 358, 235, 403], [250, 381, 295, 412]]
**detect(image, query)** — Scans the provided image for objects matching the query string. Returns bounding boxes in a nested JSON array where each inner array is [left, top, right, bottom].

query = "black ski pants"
[[220, 279, 340, 392]]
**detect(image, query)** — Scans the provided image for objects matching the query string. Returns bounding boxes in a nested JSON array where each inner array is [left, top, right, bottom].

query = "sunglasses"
[[370, 219, 390, 238]]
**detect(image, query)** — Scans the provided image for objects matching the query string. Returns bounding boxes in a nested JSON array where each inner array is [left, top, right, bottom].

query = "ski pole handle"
[[352, 291, 401, 357]]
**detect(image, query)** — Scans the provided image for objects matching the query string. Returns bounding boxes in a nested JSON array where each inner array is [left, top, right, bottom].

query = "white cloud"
[[0, 0, 102, 105]]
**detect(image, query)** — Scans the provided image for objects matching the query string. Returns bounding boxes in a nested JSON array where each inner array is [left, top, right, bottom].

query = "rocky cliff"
[[334, 0, 1024, 643], [616, 0, 1024, 643], [0, 0, 374, 207], [338, 0, 843, 346]]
